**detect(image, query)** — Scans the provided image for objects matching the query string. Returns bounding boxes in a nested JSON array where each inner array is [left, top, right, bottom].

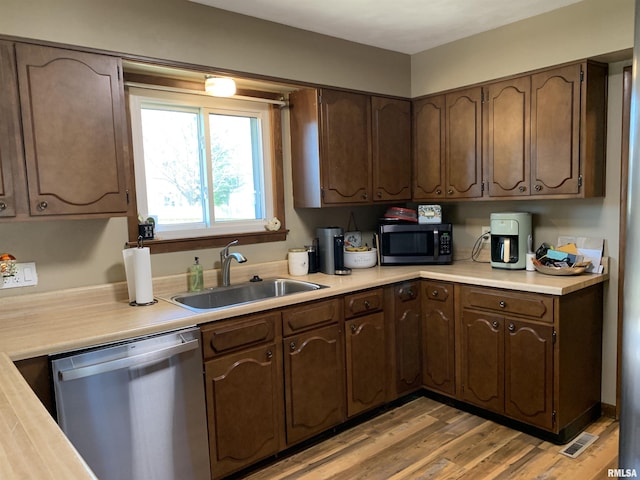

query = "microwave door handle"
[[433, 230, 439, 260]]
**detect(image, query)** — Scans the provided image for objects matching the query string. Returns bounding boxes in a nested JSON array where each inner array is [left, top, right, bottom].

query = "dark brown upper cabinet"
[[413, 87, 483, 201], [3, 42, 131, 218], [289, 88, 411, 207]]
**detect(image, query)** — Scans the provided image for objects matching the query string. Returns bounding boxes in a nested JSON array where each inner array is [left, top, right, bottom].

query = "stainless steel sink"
[[169, 278, 328, 312]]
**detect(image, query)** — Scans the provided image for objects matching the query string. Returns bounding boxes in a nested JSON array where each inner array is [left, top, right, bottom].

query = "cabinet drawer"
[[283, 298, 342, 336], [422, 281, 452, 304], [460, 286, 553, 323], [201, 311, 279, 359], [344, 288, 383, 319]]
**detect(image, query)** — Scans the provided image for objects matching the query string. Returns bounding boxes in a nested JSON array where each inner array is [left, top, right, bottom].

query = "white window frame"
[[128, 86, 275, 240]]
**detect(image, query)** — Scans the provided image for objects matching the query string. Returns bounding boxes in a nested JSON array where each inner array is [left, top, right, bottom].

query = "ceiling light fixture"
[[204, 75, 236, 97]]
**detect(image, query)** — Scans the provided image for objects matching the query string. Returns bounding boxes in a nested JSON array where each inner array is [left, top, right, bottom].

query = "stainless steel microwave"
[[378, 222, 453, 265]]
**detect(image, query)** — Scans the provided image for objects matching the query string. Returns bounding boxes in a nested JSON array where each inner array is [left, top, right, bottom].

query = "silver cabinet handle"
[[37, 201, 48, 211], [492, 321, 499, 329], [0, 201, 6, 211], [58, 338, 199, 381]]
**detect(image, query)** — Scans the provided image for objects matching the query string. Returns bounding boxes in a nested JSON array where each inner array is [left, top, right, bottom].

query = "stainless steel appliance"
[[378, 221, 452, 265], [317, 226, 346, 274], [490, 212, 532, 270], [50, 327, 211, 480]]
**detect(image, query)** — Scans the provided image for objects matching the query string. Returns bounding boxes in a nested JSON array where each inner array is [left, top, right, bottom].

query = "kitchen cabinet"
[[530, 61, 607, 198], [344, 288, 386, 417], [371, 96, 412, 202], [457, 284, 602, 438], [413, 87, 483, 200], [421, 280, 455, 397], [484, 76, 531, 197], [202, 312, 284, 479], [289, 88, 411, 207], [282, 298, 345, 445], [2, 42, 130, 218], [388, 281, 422, 398], [0, 41, 22, 217]]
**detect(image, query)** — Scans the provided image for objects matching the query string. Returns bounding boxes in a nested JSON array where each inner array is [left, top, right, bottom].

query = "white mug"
[[288, 248, 309, 276]]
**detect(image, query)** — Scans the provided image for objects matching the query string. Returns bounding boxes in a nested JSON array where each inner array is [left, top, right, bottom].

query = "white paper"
[[557, 236, 604, 273]]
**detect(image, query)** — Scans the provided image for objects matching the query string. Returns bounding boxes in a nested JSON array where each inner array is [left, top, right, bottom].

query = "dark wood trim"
[[125, 229, 288, 254], [617, 65, 632, 420], [602, 402, 617, 419]]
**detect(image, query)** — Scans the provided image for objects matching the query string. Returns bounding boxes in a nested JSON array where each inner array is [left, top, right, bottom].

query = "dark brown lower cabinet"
[[421, 281, 455, 396], [392, 282, 422, 397], [204, 343, 283, 479], [284, 323, 345, 445], [345, 312, 386, 417]]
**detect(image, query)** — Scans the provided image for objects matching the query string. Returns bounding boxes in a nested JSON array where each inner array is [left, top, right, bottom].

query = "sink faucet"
[[220, 240, 247, 287]]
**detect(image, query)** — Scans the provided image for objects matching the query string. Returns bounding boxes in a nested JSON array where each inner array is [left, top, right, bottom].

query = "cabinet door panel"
[[345, 312, 386, 417], [205, 344, 282, 478], [16, 43, 129, 215], [320, 89, 371, 204], [460, 310, 504, 412], [445, 87, 483, 198], [372, 97, 411, 202], [284, 324, 345, 445], [531, 64, 581, 195], [0, 41, 20, 217], [422, 281, 455, 396], [395, 283, 422, 394], [413, 95, 445, 200], [505, 320, 554, 430], [485, 77, 531, 197]]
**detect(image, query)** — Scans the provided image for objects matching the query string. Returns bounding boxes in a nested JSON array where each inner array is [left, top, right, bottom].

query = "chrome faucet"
[[220, 239, 247, 287]]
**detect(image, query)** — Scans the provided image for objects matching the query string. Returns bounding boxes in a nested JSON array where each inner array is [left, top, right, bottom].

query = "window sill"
[[127, 229, 288, 254]]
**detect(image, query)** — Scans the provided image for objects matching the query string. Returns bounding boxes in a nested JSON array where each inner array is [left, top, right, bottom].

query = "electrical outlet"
[[481, 226, 491, 242]]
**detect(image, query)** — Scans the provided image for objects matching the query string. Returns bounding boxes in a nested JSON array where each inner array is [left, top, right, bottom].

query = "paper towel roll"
[[122, 247, 154, 304]]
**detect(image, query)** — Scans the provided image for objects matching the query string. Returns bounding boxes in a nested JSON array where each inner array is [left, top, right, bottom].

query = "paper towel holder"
[[125, 236, 158, 307]]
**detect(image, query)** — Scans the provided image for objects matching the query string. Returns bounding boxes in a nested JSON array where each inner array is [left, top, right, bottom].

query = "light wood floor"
[[243, 396, 618, 480]]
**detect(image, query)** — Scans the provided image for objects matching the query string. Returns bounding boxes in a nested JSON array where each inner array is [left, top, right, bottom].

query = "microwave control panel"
[[439, 232, 452, 255]]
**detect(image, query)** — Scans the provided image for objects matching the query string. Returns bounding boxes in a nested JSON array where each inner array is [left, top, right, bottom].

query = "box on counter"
[[418, 205, 442, 224]]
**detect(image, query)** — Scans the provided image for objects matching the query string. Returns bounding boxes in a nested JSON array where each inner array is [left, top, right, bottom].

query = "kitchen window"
[[127, 85, 286, 252]]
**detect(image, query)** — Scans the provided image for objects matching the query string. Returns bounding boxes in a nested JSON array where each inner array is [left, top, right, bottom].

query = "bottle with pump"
[[188, 257, 204, 292]]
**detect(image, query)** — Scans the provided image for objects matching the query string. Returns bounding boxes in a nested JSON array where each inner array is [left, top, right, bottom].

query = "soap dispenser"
[[188, 257, 204, 292]]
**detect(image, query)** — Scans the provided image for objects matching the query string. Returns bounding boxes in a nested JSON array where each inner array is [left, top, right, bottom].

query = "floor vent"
[[560, 432, 599, 458]]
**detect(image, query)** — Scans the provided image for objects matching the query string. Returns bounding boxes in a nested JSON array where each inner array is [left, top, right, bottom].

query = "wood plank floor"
[[242, 396, 618, 480]]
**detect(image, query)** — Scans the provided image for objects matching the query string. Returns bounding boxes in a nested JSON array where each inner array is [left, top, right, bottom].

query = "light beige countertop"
[[0, 259, 608, 479]]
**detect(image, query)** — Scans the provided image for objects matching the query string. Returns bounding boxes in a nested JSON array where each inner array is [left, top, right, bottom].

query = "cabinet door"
[[460, 309, 504, 412], [345, 312, 386, 417], [422, 281, 455, 396], [505, 320, 554, 430], [445, 87, 483, 198], [284, 324, 345, 445], [319, 89, 371, 204], [205, 343, 282, 478], [0, 41, 21, 217], [485, 77, 531, 197], [413, 95, 446, 200], [531, 64, 581, 196], [394, 283, 422, 395], [15, 43, 129, 215], [371, 97, 411, 202]]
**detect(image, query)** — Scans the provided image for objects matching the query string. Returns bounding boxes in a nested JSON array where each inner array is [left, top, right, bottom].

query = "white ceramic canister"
[[288, 248, 309, 276]]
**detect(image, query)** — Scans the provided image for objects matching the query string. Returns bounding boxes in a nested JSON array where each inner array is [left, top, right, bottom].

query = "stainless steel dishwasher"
[[50, 326, 211, 480]]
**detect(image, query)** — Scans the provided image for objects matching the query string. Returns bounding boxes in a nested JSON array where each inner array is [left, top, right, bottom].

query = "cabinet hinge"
[[578, 174, 583, 188], [552, 410, 557, 425], [481, 89, 485, 103], [481, 181, 485, 192], [552, 329, 557, 344], [318, 93, 322, 104], [580, 69, 585, 82], [126, 190, 130, 204]]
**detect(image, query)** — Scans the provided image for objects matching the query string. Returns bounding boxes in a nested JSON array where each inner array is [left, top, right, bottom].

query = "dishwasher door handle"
[[58, 337, 200, 382]]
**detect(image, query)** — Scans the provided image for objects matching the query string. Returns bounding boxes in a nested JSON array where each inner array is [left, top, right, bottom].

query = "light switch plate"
[[1, 262, 38, 289]]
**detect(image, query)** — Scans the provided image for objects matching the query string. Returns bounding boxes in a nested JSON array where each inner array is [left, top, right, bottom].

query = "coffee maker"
[[316, 227, 351, 275], [490, 212, 532, 270]]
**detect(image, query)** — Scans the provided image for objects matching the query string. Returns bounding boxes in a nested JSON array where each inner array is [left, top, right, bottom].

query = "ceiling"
[[189, 0, 584, 55]]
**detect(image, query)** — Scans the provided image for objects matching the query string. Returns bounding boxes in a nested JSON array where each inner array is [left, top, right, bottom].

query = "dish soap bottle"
[[188, 257, 204, 292]]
